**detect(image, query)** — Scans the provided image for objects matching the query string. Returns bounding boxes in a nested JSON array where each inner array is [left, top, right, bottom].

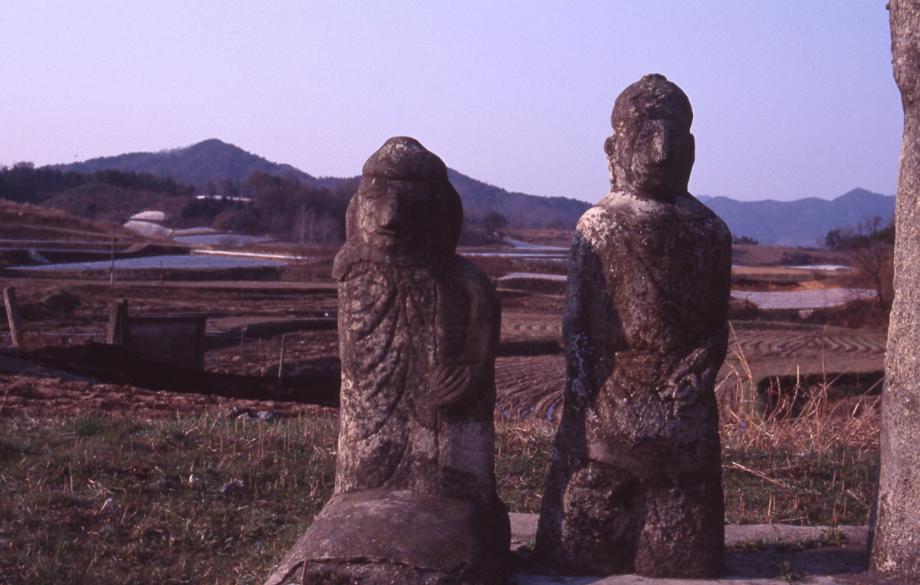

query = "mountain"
[[446, 169, 589, 229], [55, 139, 322, 190], [53, 139, 591, 230], [699, 188, 896, 247]]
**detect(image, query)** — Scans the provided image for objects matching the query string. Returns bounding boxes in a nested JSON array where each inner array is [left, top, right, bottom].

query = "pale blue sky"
[[0, 1, 901, 202]]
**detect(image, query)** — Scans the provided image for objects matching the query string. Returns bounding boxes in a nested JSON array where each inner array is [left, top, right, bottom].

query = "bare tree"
[[294, 203, 315, 245], [315, 215, 337, 244], [846, 216, 894, 309]]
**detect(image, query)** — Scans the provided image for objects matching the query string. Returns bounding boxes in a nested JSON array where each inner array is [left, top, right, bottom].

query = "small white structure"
[[129, 210, 167, 222], [193, 194, 253, 203], [123, 220, 173, 239]]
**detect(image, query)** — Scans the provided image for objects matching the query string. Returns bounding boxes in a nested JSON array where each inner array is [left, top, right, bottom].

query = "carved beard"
[[334, 260, 442, 494]]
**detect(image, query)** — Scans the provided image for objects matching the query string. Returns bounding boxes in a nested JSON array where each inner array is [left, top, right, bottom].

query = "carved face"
[[607, 116, 694, 202], [339, 136, 463, 265], [353, 176, 439, 256]]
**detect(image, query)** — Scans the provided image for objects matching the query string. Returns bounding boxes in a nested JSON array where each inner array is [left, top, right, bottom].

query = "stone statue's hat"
[[611, 73, 693, 130], [363, 136, 449, 181], [334, 136, 463, 278]]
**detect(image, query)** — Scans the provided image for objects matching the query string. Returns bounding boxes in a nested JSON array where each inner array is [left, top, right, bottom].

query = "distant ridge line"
[[698, 188, 895, 246]]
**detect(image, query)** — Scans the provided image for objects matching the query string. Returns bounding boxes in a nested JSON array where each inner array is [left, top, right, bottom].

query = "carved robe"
[[333, 249, 501, 505], [536, 192, 731, 577]]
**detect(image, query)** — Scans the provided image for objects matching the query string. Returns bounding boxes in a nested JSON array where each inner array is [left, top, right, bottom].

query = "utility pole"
[[3, 287, 23, 348], [277, 333, 287, 387], [109, 219, 116, 285]]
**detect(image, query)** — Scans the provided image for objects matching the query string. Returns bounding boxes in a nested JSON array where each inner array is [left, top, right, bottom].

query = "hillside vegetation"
[[53, 139, 592, 231]]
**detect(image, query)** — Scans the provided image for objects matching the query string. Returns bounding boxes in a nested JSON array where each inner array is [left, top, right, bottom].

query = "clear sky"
[[0, 1, 901, 203]]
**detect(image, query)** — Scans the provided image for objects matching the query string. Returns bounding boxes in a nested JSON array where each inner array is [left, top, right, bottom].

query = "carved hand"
[[431, 362, 477, 409]]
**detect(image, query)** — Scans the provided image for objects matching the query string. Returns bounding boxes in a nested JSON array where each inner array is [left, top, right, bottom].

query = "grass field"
[[0, 388, 878, 585]]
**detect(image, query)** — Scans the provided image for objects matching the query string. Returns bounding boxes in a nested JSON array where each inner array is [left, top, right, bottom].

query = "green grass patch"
[[0, 413, 337, 585], [73, 415, 108, 437]]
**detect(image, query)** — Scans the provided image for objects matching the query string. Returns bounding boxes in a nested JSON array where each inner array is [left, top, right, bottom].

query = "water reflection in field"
[[500, 272, 567, 282], [732, 288, 875, 310], [461, 238, 568, 260], [10, 254, 283, 271], [172, 234, 272, 246]]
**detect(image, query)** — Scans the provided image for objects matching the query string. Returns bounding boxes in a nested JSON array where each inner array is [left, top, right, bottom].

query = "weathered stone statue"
[[534, 74, 731, 578], [870, 1, 920, 579], [264, 137, 512, 585]]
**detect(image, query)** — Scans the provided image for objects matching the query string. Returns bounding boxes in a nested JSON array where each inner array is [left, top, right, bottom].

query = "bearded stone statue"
[[535, 74, 731, 578], [264, 136, 512, 585]]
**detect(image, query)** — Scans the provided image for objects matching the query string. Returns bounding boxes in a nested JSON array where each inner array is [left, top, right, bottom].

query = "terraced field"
[[0, 271, 887, 424], [494, 315, 886, 421]]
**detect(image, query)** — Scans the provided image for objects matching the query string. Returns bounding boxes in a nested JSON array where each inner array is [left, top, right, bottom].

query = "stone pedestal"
[[266, 491, 510, 585]]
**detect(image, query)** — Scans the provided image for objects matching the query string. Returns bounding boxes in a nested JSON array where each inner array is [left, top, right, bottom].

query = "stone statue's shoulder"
[[675, 192, 711, 213], [450, 256, 498, 300], [575, 192, 654, 249], [574, 195, 622, 249], [678, 193, 732, 241], [676, 193, 717, 218], [444, 257, 499, 335], [575, 192, 731, 248]]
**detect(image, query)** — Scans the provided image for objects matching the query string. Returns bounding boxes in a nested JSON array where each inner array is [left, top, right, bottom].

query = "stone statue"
[[870, 1, 920, 579], [534, 74, 731, 578], [264, 137, 512, 585]]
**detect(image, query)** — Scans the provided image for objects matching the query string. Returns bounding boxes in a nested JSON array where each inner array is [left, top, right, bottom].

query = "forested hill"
[[53, 139, 592, 229], [699, 188, 896, 247], [55, 139, 323, 192], [446, 169, 589, 229]]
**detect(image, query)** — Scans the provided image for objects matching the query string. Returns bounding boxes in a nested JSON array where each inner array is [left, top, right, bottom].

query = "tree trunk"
[[871, 0, 920, 578]]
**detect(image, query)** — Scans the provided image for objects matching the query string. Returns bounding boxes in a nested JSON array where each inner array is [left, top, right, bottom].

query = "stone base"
[[512, 514, 893, 584], [264, 490, 512, 585]]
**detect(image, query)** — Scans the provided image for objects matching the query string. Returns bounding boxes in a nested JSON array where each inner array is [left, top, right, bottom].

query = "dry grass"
[[494, 421, 555, 512], [717, 324, 880, 525]]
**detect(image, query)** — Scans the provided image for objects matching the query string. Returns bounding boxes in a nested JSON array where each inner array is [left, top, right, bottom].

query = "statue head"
[[345, 136, 463, 260], [604, 74, 695, 202]]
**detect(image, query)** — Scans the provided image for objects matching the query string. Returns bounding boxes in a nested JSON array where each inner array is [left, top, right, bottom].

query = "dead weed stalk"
[[717, 323, 879, 525]]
